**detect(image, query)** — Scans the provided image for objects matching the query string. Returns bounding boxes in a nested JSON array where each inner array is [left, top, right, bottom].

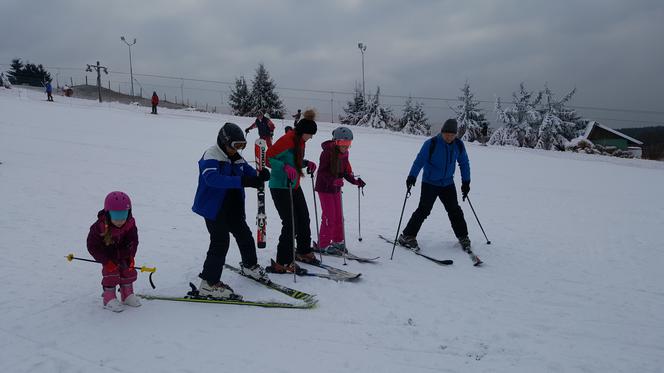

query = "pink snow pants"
[[317, 192, 344, 248], [101, 262, 137, 288]]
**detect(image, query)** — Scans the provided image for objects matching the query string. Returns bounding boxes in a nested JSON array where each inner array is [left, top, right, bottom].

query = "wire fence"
[[2, 63, 663, 127]]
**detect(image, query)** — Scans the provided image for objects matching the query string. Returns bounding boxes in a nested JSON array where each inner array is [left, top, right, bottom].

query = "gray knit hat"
[[441, 118, 458, 134]]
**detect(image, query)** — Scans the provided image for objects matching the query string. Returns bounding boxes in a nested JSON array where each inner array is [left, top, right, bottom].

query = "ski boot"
[[266, 259, 307, 275], [296, 252, 321, 265], [198, 279, 238, 300], [120, 283, 141, 307], [459, 236, 472, 253], [103, 286, 124, 312], [398, 234, 419, 251], [239, 262, 270, 282]]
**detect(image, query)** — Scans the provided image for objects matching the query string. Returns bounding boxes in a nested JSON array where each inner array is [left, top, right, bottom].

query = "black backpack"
[[428, 136, 465, 163]]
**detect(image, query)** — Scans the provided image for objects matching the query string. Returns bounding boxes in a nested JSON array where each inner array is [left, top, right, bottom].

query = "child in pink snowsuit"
[[87, 191, 140, 312], [314, 127, 366, 253]]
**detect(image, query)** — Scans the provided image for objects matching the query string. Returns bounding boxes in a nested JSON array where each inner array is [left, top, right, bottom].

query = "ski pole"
[[65, 253, 157, 289], [390, 186, 412, 260], [465, 196, 491, 244], [287, 179, 297, 283], [357, 181, 363, 242], [309, 171, 322, 264], [340, 189, 347, 266]]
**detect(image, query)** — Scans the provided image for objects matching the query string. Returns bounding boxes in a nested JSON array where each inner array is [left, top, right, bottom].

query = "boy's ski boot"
[[239, 262, 270, 282], [397, 234, 419, 251]]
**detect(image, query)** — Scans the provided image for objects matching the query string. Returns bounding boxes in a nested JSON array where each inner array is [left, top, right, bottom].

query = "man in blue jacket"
[[398, 119, 472, 251], [192, 122, 271, 299]]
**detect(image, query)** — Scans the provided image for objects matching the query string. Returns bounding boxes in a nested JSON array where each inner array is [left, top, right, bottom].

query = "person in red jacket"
[[245, 112, 276, 147], [151, 92, 159, 114], [87, 191, 140, 312]]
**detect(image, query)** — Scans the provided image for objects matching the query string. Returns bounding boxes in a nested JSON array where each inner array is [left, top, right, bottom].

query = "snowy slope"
[[1, 88, 663, 373]]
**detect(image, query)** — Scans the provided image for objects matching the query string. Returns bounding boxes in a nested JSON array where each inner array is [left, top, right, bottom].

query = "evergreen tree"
[[339, 84, 366, 125], [455, 81, 488, 142], [398, 96, 430, 136], [535, 85, 586, 150], [489, 82, 542, 147], [356, 86, 393, 129], [249, 63, 284, 118], [228, 76, 252, 116], [6, 59, 51, 87]]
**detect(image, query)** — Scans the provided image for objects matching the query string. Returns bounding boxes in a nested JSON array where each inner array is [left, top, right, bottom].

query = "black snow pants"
[[402, 182, 468, 239], [270, 187, 313, 265]]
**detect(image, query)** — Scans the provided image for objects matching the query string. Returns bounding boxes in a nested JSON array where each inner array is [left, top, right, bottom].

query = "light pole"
[[120, 36, 137, 97], [357, 42, 367, 98]]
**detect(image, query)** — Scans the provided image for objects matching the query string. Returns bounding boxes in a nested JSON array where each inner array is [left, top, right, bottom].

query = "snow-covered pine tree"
[[398, 96, 431, 135], [356, 86, 394, 129], [489, 82, 542, 147], [455, 81, 488, 142], [228, 76, 252, 116], [339, 84, 366, 125], [249, 63, 285, 119]]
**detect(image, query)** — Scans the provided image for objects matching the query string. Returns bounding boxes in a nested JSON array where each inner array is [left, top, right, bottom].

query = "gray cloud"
[[1, 0, 663, 127]]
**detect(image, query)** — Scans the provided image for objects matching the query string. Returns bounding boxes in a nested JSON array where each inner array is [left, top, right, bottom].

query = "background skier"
[[245, 112, 276, 147], [45, 81, 53, 101], [151, 91, 159, 114]]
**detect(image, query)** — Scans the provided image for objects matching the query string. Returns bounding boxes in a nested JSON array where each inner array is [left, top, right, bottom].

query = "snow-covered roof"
[[583, 121, 643, 145]]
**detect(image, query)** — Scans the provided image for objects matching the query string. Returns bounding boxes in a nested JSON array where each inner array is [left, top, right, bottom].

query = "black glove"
[[244, 128, 250, 135], [406, 175, 416, 189], [356, 177, 366, 188], [461, 181, 470, 201], [258, 168, 271, 182], [241, 176, 262, 189]]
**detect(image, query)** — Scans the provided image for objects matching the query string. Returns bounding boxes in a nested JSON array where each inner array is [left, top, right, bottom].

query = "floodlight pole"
[[358, 42, 367, 98], [121, 36, 137, 97]]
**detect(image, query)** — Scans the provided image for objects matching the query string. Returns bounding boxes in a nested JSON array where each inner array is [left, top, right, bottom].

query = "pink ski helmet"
[[104, 191, 132, 212]]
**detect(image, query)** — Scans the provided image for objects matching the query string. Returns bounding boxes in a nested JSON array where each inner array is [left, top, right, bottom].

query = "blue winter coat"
[[45, 83, 52, 93], [408, 135, 470, 187], [192, 144, 256, 220]]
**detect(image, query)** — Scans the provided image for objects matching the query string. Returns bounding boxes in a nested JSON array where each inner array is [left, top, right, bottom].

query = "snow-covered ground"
[[1, 88, 663, 372]]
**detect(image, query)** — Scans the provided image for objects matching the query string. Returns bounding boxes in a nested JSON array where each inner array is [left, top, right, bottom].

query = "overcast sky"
[[2, 0, 663, 128]]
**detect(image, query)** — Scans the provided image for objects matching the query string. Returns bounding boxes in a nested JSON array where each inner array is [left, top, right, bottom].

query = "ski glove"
[[355, 178, 366, 188], [333, 178, 344, 187], [241, 175, 263, 189], [284, 164, 298, 181], [244, 128, 251, 135], [306, 161, 317, 174], [461, 181, 470, 201], [258, 168, 271, 182], [406, 175, 416, 189]]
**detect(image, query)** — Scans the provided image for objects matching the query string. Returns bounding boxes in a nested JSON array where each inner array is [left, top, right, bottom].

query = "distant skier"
[[45, 81, 53, 101], [245, 112, 276, 147], [265, 109, 319, 274], [481, 123, 489, 145], [87, 191, 141, 312], [151, 92, 159, 114], [314, 126, 366, 254], [398, 118, 472, 252], [192, 122, 271, 299], [292, 109, 301, 125]]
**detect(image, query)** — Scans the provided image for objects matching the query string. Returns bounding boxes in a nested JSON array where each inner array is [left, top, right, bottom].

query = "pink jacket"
[[314, 140, 358, 193], [87, 210, 138, 264]]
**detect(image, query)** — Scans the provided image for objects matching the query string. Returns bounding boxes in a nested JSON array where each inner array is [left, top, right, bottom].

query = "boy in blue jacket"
[[192, 123, 271, 299], [398, 119, 472, 251]]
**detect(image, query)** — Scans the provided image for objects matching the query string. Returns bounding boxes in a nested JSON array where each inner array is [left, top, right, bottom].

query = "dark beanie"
[[441, 118, 458, 134], [295, 118, 317, 135]]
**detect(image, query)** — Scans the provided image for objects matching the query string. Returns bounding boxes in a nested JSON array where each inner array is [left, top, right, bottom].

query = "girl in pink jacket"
[[314, 127, 366, 254], [87, 191, 140, 312]]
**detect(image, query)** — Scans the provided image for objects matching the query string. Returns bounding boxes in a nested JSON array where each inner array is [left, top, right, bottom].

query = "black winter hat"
[[295, 118, 317, 135], [441, 118, 458, 134]]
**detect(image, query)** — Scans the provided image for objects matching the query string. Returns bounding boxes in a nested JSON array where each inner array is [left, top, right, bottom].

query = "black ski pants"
[[270, 187, 313, 265], [199, 201, 257, 284], [403, 182, 468, 239], [151, 104, 158, 114]]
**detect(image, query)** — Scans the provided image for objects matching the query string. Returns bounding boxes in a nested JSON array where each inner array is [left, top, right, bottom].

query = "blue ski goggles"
[[109, 210, 129, 220]]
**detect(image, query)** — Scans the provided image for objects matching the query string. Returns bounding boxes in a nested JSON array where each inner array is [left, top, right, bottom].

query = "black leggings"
[[270, 187, 312, 264]]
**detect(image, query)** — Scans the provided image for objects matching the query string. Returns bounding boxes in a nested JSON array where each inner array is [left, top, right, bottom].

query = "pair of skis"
[[255, 139, 268, 249], [378, 235, 483, 266], [138, 264, 318, 309]]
